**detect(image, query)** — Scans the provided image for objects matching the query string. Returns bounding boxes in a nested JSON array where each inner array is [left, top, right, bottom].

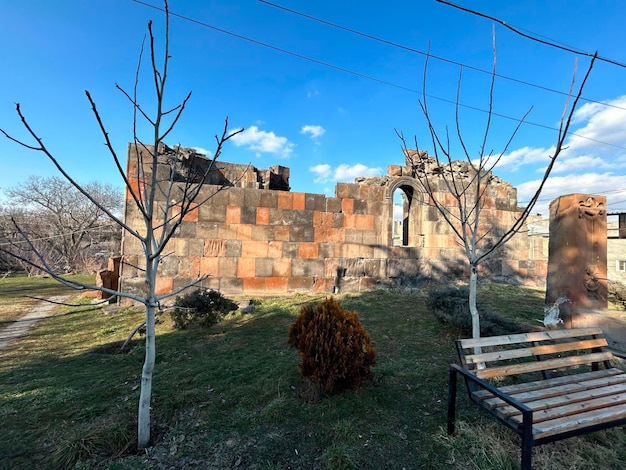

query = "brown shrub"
[[288, 297, 377, 395]]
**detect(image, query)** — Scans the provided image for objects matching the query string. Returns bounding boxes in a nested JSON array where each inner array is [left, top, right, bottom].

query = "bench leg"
[[447, 367, 457, 435], [521, 411, 533, 470]]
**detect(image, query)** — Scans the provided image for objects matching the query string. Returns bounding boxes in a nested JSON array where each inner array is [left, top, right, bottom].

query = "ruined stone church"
[[119, 144, 547, 297]]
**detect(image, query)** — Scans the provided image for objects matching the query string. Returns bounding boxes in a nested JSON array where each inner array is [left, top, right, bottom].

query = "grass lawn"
[[1, 280, 626, 469], [0, 274, 95, 323]]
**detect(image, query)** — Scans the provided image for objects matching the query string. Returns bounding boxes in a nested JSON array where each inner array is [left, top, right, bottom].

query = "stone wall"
[[120, 144, 546, 298]]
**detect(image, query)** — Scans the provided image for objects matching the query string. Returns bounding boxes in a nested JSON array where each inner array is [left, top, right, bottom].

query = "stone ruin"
[[118, 143, 546, 300]]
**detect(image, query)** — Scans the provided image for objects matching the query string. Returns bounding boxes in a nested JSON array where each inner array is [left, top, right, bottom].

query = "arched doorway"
[[387, 178, 425, 247]]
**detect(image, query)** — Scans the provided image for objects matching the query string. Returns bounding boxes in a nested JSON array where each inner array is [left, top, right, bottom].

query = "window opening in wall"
[[617, 260, 626, 272], [392, 185, 419, 247]]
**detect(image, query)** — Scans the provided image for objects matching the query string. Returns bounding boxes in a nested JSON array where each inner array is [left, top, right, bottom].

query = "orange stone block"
[[243, 277, 265, 292], [355, 214, 375, 231], [274, 225, 290, 241], [237, 224, 252, 240], [226, 205, 241, 224], [344, 214, 357, 229], [268, 241, 283, 258], [204, 239, 227, 257], [178, 257, 200, 278], [200, 257, 219, 276], [183, 203, 199, 222], [298, 242, 319, 259], [242, 240, 269, 257], [341, 198, 354, 214], [277, 192, 293, 209], [292, 192, 306, 210], [155, 277, 173, 295], [313, 211, 334, 228], [256, 207, 270, 225], [314, 228, 344, 243], [237, 258, 256, 278], [265, 277, 288, 293]]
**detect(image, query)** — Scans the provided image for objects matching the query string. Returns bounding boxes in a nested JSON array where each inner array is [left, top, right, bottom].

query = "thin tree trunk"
[[138, 301, 155, 449], [469, 264, 480, 339]]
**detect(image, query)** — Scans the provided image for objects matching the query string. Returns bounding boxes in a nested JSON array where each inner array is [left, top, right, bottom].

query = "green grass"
[[1, 282, 626, 469], [0, 273, 95, 323]]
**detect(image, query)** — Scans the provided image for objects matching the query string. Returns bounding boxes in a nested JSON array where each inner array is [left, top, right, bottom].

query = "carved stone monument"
[[545, 194, 607, 324]]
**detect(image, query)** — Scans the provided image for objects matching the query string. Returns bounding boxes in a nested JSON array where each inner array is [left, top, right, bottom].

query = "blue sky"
[[1, 0, 626, 218]]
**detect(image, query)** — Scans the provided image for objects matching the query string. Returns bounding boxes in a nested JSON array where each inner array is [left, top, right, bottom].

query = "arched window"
[[389, 179, 424, 247]]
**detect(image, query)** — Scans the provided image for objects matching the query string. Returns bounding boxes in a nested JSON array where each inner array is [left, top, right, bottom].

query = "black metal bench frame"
[[447, 327, 626, 470]]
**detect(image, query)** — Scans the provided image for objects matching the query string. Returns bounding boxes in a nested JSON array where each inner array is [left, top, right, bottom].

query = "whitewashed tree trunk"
[[468, 265, 480, 340]]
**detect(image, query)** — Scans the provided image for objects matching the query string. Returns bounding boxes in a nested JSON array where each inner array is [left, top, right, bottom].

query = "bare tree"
[[397, 43, 597, 340], [2, 176, 122, 273], [0, 1, 241, 449]]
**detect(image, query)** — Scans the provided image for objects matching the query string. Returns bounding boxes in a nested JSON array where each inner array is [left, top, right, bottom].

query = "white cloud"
[[310, 164, 332, 183], [192, 146, 212, 157], [517, 172, 626, 217], [307, 90, 320, 99], [229, 125, 294, 158], [301, 125, 326, 140], [309, 163, 382, 183]]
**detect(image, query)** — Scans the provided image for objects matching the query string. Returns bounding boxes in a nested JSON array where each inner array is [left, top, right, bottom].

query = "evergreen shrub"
[[170, 289, 237, 330], [288, 297, 377, 395]]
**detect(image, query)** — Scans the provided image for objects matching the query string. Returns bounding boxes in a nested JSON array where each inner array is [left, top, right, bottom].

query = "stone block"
[[293, 192, 306, 210], [314, 211, 334, 229], [274, 225, 290, 241], [200, 257, 219, 276], [226, 240, 242, 258], [273, 258, 292, 277], [242, 240, 269, 257], [176, 222, 196, 238], [189, 239, 205, 257], [218, 257, 238, 277], [341, 198, 354, 214], [268, 241, 283, 258], [237, 224, 252, 240], [292, 258, 324, 277], [178, 257, 200, 278], [290, 225, 314, 242], [298, 242, 319, 259], [326, 197, 342, 213], [243, 189, 262, 207], [196, 221, 220, 239], [256, 207, 270, 225], [277, 191, 292, 210], [288, 277, 314, 292], [255, 258, 274, 277], [293, 210, 314, 226], [260, 191, 278, 208], [243, 277, 266, 293], [240, 206, 257, 225], [353, 199, 368, 215], [155, 277, 173, 295], [237, 258, 256, 278], [218, 224, 238, 240], [283, 242, 299, 258], [335, 183, 353, 199], [228, 188, 245, 207], [388, 165, 402, 176], [226, 205, 241, 224], [315, 228, 344, 244], [333, 213, 344, 228], [345, 230, 363, 244], [251, 225, 274, 241], [220, 277, 243, 294], [199, 204, 227, 223], [318, 243, 336, 258], [159, 256, 180, 277], [265, 277, 289, 293]]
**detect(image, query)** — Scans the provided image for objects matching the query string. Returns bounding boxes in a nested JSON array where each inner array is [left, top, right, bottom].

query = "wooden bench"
[[447, 327, 626, 470]]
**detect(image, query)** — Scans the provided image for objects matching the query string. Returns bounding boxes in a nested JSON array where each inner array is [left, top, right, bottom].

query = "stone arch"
[[383, 177, 427, 247]]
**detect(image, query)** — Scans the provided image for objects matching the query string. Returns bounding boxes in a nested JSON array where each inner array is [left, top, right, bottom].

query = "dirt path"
[[0, 295, 71, 353]]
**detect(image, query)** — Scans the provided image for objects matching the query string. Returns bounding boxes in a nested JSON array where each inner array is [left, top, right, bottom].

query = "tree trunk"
[[469, 264, 480, 339], [137, 301, 155, 449]]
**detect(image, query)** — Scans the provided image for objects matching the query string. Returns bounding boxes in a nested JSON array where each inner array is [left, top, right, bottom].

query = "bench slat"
[[477, 371, 626, 408], [473, 368, 625, 400], [489, 382, 626, 419], [532, 403, 626, 440], [474, 351, 614, 379], [463, 338, 609, 366], [458, 327, 603, 349]]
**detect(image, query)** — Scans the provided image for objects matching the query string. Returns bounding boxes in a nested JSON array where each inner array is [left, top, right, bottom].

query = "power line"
[[259, 0, 626, 113], [130, 0, 626, 152], [436, 0, 626, 69]]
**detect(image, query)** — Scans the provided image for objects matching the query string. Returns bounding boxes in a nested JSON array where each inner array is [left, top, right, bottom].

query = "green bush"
[[288, 297, 377, 395], [426, 286, 521, 336], [170, 289, 237, 330]]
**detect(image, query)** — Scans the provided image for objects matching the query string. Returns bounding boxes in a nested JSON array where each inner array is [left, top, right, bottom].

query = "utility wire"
[[130, 0, 626, 152], [437, 0, 626, 69], [259, 0, 626, 113]]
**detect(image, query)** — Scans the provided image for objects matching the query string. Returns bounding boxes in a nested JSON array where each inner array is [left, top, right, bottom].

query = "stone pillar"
[[545, 194, 607, 321]]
